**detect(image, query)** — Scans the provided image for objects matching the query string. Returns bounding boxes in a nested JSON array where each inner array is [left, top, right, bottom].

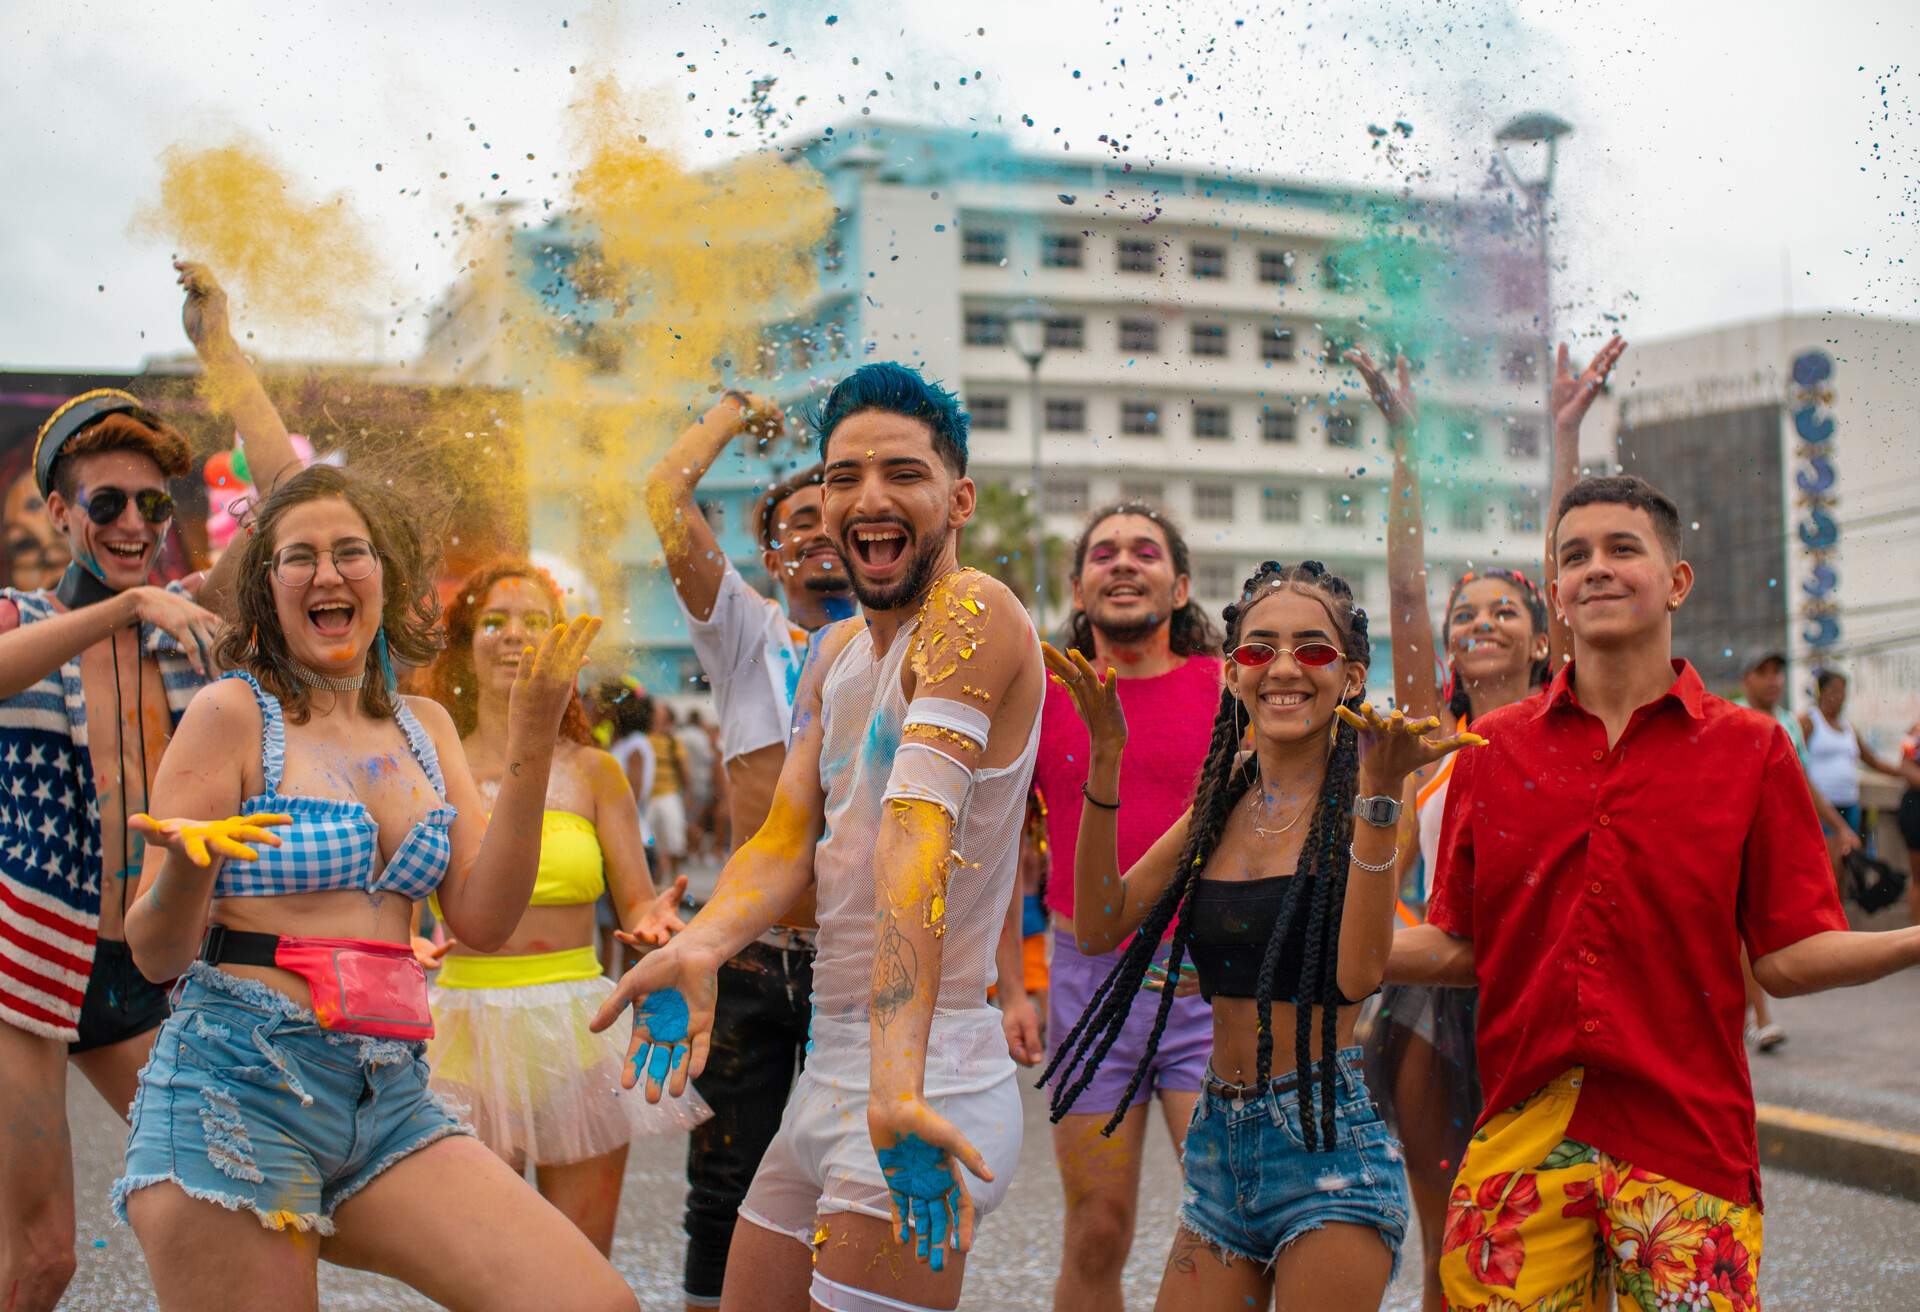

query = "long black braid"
[[1040, 560, 1369, 1149]]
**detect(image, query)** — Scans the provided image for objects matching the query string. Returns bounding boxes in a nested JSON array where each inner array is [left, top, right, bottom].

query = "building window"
[[1190, 243, 1227, 279], [1451, 498, 1482, 533], [1044, 316, 1085, 350], [1121, 402, 1161, 436], [1045, 399, 1087, 433], [1323, 327, 1357, 362], [962, 228, 1006, 266], [1506, 419, 1541, 459], [1190, 322, 1227, 357], [964, 311, 1007, 347], [1194, 484, 1235, 521], [1117, 239, 1158, 274], [1262, 486, 1301, 523], [1443, 336, 1483, 378], [1258, 249, 1294, 285], [1045, 477, 1089, 516], [1118, 318, 1160, 353], [969, 396, 1009, 431], [1507, 498, 1534, 534], [1041, 233, 1084, 269], [1195, 559, 1239, 597], [1321, 251, 1357, 292], [1261, 325, 1295, 362], [1326, 413, 1358, 448], [1328, 488, 1365, 525], [1451, 419, 1480, 454], [1503, 344, 1540, 382], [1192, 404, 1231, 439], [1261, 408, 1297, 443], [1119, 479, 1163, 508]]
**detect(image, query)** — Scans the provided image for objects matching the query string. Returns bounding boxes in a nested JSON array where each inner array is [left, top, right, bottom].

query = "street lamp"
[[1007, 300, 1052, 633], [1493, 112, 1572, 482]]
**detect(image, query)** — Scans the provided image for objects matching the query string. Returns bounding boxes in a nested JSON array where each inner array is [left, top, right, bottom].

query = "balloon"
[[203, 451, 235, 488]]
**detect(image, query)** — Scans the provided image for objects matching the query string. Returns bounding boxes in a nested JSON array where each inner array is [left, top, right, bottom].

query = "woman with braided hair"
[[1040, 560, 1481, 1310], [1347, 340, 1620, 1312]]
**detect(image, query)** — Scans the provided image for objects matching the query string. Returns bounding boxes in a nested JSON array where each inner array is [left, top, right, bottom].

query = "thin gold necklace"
[[1246, 788, 1312, 838]]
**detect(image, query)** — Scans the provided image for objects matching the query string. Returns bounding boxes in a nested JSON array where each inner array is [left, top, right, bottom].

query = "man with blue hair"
[[597, 362, 1044, 1311]]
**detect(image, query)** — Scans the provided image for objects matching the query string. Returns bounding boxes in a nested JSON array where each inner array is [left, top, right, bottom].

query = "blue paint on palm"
[[876, 1133, 959, 1271], [637, 989, 690, 1085]]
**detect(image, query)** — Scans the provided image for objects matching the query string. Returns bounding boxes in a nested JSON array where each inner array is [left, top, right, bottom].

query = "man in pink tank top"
[[997, 504, 1223, 1312]]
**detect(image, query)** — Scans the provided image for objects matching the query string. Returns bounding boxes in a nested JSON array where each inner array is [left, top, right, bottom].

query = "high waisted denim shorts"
[[113, 963, 470, 1235], [1178, 1046, 1408, 1273]]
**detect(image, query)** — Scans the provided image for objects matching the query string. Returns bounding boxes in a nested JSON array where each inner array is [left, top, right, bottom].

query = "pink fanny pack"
[[202, 925, 434, 1041]]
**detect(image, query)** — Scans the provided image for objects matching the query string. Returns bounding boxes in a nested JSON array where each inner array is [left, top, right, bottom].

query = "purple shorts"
[[1045, 929, 1212, 1115]]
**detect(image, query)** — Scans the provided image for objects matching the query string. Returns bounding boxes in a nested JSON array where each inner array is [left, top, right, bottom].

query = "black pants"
[[683, 938, 813, 1305]]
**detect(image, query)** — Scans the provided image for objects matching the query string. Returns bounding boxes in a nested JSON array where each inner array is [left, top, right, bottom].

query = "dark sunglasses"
[[76, 486, 175, 526], [1229, 641, 1343, 669]]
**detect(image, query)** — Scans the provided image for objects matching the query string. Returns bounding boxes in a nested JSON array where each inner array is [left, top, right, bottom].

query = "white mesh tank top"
[[805, 607, 1041, 1095]]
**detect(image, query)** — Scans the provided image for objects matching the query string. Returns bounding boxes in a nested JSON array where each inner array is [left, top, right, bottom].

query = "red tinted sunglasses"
[[1228, 641, 1343, 669]]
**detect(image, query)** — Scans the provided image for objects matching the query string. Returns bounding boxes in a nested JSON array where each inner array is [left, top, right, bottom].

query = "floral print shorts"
[[1441, 1068, 1763, 1312]]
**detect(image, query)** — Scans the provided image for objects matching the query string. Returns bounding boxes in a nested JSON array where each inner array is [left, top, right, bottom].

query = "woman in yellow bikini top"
[[420, 560, 702, 1257]]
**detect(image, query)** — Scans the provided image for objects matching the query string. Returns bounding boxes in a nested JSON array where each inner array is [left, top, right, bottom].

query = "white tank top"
[[1413, 753, 1459, 907], [1805, 710, 1860, 806], [805, 609, 1042, 1095]]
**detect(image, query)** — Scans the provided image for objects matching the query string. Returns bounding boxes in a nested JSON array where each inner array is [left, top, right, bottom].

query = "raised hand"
[[506, 615, 603, 744], [615, 873, 691, 950], [1344, 347, 1418, 438], [1552, 335, 1627, 432], [1041, 643, 1127, 752], [130, 585, 223, 677], [587, 943, 718, 1102], [174, 259, 233, 356], [868, 1099, 993, 1272], [718, 390, 787, 448], [129, 812, 290, 867], [1334, 701, 1486, 793]]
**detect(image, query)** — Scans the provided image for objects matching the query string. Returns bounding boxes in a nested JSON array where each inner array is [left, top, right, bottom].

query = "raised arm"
[[430, 617, 602, 951], [1041, 642, 1191, 953], [1348, 348, 1439, 722], [643, 391, 785, 621], [176, 261, 306, 615], [1543, 337, 1627, 668]]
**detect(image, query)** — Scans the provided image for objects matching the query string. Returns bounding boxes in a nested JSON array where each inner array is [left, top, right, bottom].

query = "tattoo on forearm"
[[872, 917, 918, 1032]]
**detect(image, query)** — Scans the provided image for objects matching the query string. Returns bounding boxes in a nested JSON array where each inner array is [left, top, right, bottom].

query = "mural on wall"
[[1790, 349, 1840, 652]]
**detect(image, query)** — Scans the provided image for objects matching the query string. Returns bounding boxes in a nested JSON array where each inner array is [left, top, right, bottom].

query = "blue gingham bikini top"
[[216, 671, 457, 901]]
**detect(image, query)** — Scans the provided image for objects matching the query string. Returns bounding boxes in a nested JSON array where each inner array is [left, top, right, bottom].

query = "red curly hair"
[[429, 558, 594, 745]]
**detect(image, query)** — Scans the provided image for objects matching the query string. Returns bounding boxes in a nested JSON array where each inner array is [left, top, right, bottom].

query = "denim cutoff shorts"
[[1178, 1046, 1408, 1273], [113, 963, 470, 1235]]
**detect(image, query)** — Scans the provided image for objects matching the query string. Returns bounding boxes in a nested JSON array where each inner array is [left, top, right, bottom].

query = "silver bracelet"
[[1350, 843, 1398, 873]]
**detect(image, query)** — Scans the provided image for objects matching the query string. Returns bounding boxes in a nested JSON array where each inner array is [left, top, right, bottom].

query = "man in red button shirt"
[[1389, 474, 1920, 1312]]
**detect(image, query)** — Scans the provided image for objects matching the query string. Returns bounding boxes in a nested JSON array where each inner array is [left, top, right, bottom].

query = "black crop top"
[[1187, 875, 1359, 1005]]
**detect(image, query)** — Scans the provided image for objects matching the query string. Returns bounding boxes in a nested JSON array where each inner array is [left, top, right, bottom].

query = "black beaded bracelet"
[[1082, 783, 1121, 810]]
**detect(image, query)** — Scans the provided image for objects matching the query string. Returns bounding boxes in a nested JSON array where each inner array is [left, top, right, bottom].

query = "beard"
[[846, 527, 945, 613], [1086, 595, 1171, 646]]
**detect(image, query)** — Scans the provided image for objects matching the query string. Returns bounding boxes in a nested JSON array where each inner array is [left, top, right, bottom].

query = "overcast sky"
[[3, 0, 1916, 370]]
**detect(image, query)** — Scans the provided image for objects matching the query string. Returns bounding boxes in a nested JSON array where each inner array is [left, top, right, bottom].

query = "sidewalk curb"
[[1757, 1104, 1920, 1201]]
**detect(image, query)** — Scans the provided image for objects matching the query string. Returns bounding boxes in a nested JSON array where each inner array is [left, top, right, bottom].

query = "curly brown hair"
[[428, 558, 593, 745], [213, 464, 443, 724], [49, 410, 191, 498]]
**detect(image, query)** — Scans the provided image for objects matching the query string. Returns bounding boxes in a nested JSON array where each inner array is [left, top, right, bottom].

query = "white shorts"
[[646, 793, 688, 857], [737, 1068, 1023, 1246]]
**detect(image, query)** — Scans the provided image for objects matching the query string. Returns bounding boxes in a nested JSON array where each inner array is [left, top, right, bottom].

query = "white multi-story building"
[[418, 120, 1555, 693], [1586, 312, 1920, 747]]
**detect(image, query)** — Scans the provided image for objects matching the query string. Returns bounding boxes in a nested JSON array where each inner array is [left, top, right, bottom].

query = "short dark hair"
[[50, 410, 191, 501], [756, 463, 824, 550], [1555, 474, 1683, 560], [811, 362, 969, 476], [1816, 668, 1848, 694], [1065, 501, 1221, 658]]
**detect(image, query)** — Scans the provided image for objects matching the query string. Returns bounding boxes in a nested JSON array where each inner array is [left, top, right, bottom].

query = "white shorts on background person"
[[646, 791, 688, 858], [736, 1012, 1021, 1244]]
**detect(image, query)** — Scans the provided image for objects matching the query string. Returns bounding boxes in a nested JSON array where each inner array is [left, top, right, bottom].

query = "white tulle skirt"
[[427, 973, 710, 1168]]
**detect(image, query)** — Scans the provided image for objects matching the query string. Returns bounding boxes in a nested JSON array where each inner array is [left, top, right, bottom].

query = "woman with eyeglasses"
[[1346, 339, 1622, 1311], [117, 464, 640, 1310], [1041, 560, 1479, 1311], [419, 559, 705, 1256]]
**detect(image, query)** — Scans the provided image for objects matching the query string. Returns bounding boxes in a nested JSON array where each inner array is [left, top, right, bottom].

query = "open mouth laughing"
[[845, 519, 911, 576]]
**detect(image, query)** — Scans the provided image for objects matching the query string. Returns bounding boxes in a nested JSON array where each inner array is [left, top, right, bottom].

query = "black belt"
[[1202, 1062, 1334, 1102], [199, 924, 283, 968]]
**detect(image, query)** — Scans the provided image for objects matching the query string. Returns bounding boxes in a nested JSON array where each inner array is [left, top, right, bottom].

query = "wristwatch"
[[1352, 794, 1402, 828]]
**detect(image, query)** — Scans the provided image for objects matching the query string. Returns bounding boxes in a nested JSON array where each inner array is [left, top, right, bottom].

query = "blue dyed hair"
[[810, 362, 969, 476]]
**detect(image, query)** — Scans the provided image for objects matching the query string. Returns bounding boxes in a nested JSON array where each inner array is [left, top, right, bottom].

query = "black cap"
[[32, 389, 144, 497]]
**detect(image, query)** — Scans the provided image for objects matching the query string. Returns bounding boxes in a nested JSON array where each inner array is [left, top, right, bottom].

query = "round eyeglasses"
[[1228, 641, 1343, 669], [270, 539, 380, 588]]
